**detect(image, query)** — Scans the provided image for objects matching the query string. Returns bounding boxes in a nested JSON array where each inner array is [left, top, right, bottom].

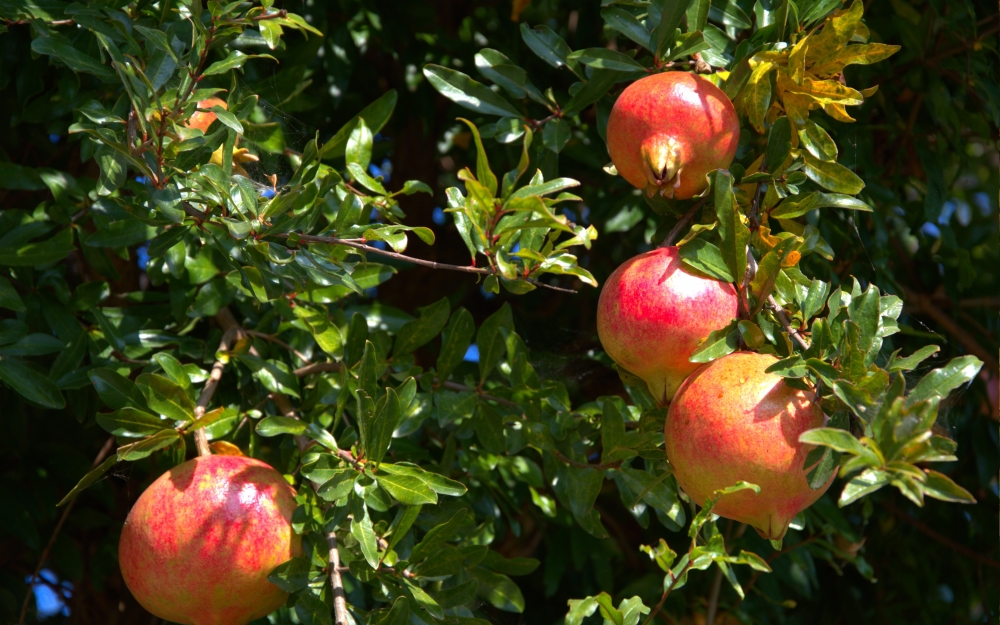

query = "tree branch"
[[192, 326, 242, 456], [326, 530, 350, 625], [768, 295, 811, 351], [18, 436, 115, 625], [659, 198, 707, 248], [906, 290, 999, 374], [284, 234, 578, 294], [244, 329, 312, 365], [881, 499, 1000, 569]]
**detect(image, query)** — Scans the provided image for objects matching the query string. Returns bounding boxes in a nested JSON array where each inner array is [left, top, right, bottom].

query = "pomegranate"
[[119, 455, 302, 625], [597, 246, 738, 404], [606, 72, 739, 199], [665, 352, 832, 540], [186, 97, 228, 133]]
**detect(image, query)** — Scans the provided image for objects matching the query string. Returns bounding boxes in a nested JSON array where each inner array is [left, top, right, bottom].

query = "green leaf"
[[136, 374, 195, 423], [688, 319, 739, 363], [920, 469, 976, 504], [0, 276, 26, 312], [267, 557, 312, 592], [839, 468, 888, 506], [320, 90, 398, 160], [347, 162, 387, 195], [542, 118, 572, 153], [471, 567, 525, 613], [235, 354, 301, 398], [423, 65, 522, 118], [770, 191, 871, 219], [379, 463, 466, 496], [364, 387, 402, 464], [686, 0, 711, 32], [799, 427, 867, 455], [89, 368, 142, 410], [710, 170, 748, 284], [256, 415, 307, 437], [709, 0, 752, 29], [436, 308, 475, 380], [116, 429, 181, 461], [152, 353, 191, 389], [907, 356, 983, 407], [887, 345, 940, 372], [393, 297, 450, 358], [96, 407, 167, 438], [346, 118, 373, 170], [601, 8, 652, 49], [350, 502, 380, 569], [31, 34, 117, 82], [653, 0, 691, 58], [477, 303, 514, 383], [797, 119, 838, 162], [474, 402, 506, 455], [377, 597, 411, 625], [209, 105, 244, 134], [202, 50, 274, 76], [0, 355, 65, 409], [801, 153, 865, 194], [0, 227, 74, 267], [765, 117, 792, 172], [376, 472, 437, 505], [678, 238, 735, 282], [562, 68, 621, 117], [318, 470, 356, 502], [294, 594, 332, 625], [53, 453, 116, 508], [567, 48, 645, 72], [519, 23, 580, 76]]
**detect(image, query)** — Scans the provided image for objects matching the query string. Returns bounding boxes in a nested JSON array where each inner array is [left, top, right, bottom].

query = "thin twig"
[[659, 198, 708, 248], [192, 326, 241, 456], [295, 361, 343, 377], [245, 329, 312, 365], [768, 295, 811, 350], [18, 436, 115, 625], [440, 380, 519, 408], [881, 499, 1000, 569], [284, 233, 578, 294]]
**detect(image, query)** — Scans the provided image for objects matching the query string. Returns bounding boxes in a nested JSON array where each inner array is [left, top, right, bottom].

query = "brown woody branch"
[[192, 326, 242, 456], [768, 295, 811, 351], [659, 198, 708, 248], [905, 290, 999, 374], [881, 499, 1000, 569]]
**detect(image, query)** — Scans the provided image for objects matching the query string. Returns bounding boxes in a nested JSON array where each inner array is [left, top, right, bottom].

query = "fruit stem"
[[659, 197, 708, 248], [191, 325, 243, 456]]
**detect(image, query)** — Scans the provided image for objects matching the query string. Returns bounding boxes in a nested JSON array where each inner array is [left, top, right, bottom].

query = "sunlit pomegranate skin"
[[597, 246, 738, 404], [186, 97, 228, 133], [119, 455, 301, 625], [665, 352, 832, 540], [607, 72, 739, 199]]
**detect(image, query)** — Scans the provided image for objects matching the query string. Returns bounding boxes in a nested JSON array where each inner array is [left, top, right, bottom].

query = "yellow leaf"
[[806, 0, 865, 62], [786, 78, 864, 107], [860, 85, 879, 98], [853, 21, 870, 43], [781, 250, 802, 267], [787, 36, 810, 85], [740, 154, 765, 198], [810, 43, 901, 76], [823, 102, 856, 122], [783, 93, 812, 125], [743, 61, 774, 133], [210, 441, 244, 456]]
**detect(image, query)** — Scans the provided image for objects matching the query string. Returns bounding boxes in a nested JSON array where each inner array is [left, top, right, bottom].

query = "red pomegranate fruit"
[[606, 72, 740, 199], [119, 455, 302, 625], [665, 351, 832, 540], [597, 246, 738, 404]]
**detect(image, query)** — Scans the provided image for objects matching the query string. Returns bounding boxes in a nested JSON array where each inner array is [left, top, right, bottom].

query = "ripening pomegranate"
[[606, 72, 739, 199], [597, 246, 738, 404], [119, 455, 302, 625], [665, 351, 832, 540], [187, 97, 228, 133]]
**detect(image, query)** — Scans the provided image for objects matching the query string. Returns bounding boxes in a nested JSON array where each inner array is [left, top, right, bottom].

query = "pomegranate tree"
[[597, 246, 738, 404], [119, 455, 301, 625], [665, 351, 832, 540], [606, 72, 740, 199]]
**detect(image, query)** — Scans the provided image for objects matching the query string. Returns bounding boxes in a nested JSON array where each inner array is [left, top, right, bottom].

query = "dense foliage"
[[0, 1, 997, 624]]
